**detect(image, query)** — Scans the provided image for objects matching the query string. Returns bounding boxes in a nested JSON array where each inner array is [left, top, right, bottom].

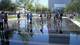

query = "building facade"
[[48, 0, 71, 11]]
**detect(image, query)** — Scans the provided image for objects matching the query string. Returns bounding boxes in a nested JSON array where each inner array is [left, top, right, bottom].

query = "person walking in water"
[[17, 12, 20, 20], [27, 12, 29, 22], [0, 11, 4, 31], [54, 11, 63, 33], [4, 13, 8, 29], [17, 12, 20, 25], [29, 12, 32, 22], [59, 12, 63, 33], [40, 13, 43, 33]]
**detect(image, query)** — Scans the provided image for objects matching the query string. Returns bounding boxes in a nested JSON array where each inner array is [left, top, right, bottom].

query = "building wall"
[[53, 0, 70, 4], [48, 0, 71, 11], [48, 0, 54, 11]]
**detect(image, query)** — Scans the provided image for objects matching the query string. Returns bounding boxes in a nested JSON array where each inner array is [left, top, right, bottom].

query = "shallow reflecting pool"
[[0, 18, 80, 45]]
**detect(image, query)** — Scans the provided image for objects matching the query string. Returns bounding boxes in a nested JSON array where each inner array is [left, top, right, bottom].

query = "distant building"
[[48, 0, 71, 11]]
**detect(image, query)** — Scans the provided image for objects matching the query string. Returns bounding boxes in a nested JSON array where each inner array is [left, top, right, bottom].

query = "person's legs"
[[4, 20, 9, 29], [0, 22, 3, 31], [54, 16, 57, 30], [56, 16, 61, 32], [40, 16, 43, 33], [58, 18, 63, 33], [60, 17, 62, 27], [30, 18, 32, 23], [27, 18, 29, 23], [57, 19, 59, 32], [0, 22, 2, 30]]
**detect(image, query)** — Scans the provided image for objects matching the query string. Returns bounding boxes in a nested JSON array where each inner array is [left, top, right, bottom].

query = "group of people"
[[39, 11, 63, 33], [0, 11, 8, 31], [16, 10, 64, 33], [17, 11, 33, 33]]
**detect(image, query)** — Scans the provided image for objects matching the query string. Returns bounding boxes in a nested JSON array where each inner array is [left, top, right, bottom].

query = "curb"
[[8, 18, 25, 21], [70, 19, 80, 27], [64, 17, 80, 28]]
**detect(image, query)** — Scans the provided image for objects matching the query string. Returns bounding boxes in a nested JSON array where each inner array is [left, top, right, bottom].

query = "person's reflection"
[[17, 18, 21, 33], [29, 32, 33, 37], [47, 19, 51, 32], [28, 22, 33, 37], [49, 33, 70, 45], [29, 31, 33, 38], [30, 22, 32, 33], [27, 22, 33, 33], [40, 21, 43, 33], [54, 20, 62, 33], [1, 30, 10, 45]]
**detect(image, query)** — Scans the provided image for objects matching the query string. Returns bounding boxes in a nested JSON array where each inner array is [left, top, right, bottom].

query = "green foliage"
[[18, 0, 34, 9], [34, 3, 50, 13], [17, 0, 50, 12], [27, 3, 34, 11], [0, 0, 17, 11], [65, 0, 80, 13]]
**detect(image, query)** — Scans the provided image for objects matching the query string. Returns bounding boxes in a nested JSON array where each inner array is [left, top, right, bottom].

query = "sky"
[[33, 0, 48, 7], [11, 0, 48, 7], [38, 0, 48, 7]]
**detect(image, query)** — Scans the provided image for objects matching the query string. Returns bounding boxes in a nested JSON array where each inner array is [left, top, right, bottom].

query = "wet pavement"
[[0, 16, 80, 45]]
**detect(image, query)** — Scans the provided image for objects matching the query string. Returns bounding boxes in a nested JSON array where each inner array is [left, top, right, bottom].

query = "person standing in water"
[[29, 12, 32, 22], [17, 12, 20, 20], [0, 11, 4, 31], [27, 12, 29, 22], [40, 13, 43, 33], [4, 13, 8, 29]]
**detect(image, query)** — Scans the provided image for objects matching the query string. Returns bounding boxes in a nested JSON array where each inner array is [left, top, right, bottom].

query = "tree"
[[34, 3, 50, 13], [0, 0, 17, 11], [18, 0, 34, 10], [64, 0, 80, 13]]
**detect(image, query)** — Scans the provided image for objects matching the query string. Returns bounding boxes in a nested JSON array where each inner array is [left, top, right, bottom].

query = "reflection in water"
[[70, 33, 80, 45], [0, 18, 13, 45], [28, 21, 33, 37], [49, 34, 70, 45], [48, 18, 70, 45], [18, 20, 33, 45], [18, 30, 33, 45], [4, 21, 8, 29], [0, 30, 13, 45], [27, 21, 33, 33], [17, 19, 20, 32], [40, 20, 43, 33], [40, 28, 43, 33], [3, 17, 80, 45]]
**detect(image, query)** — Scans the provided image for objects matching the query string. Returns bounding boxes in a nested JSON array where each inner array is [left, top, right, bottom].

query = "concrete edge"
[[8, 18, 25, 21], [63, 17, 80, 28]]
